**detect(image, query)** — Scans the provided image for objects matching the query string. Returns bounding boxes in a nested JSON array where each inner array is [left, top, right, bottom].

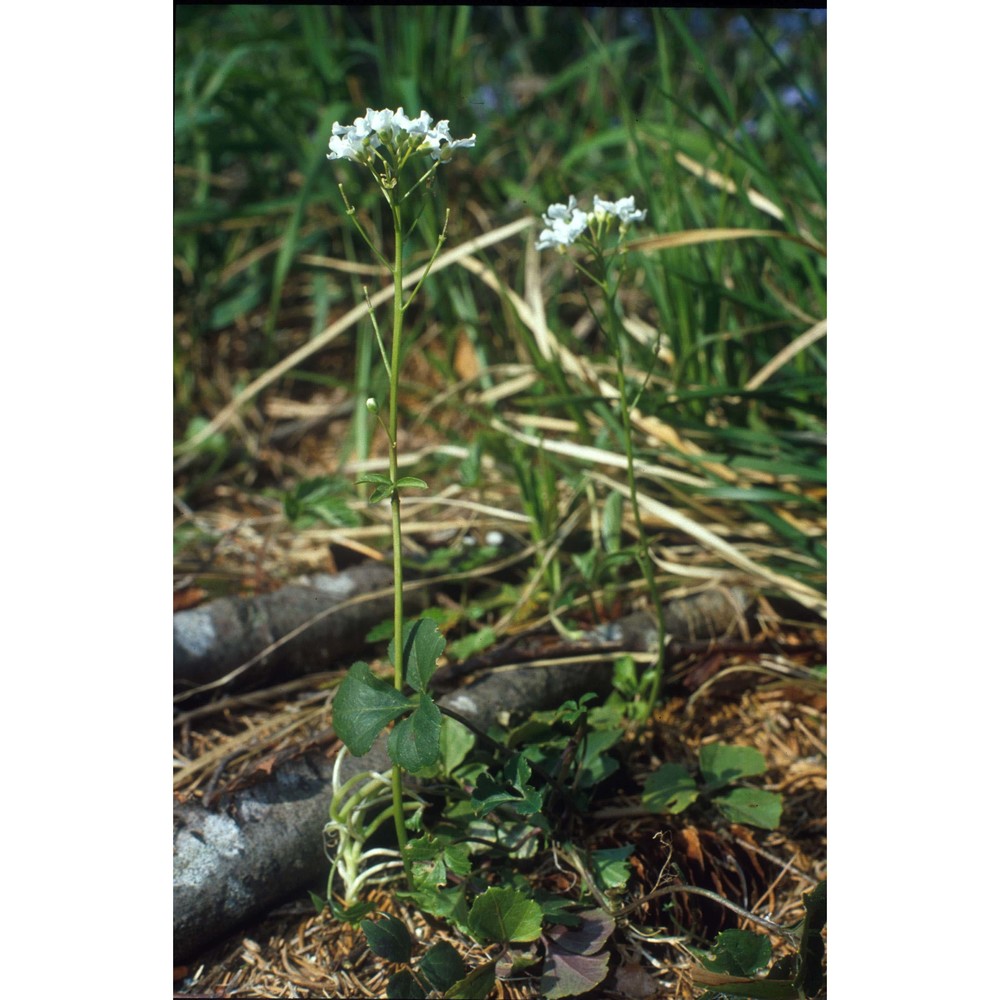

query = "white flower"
[[536, 196, 592, 250], [536, 194, 646, 250], [327, 107, 475, 164], [593, 195, 647, 225]]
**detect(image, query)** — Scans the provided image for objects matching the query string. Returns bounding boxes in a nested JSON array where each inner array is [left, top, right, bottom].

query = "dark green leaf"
[[703, 929, 772, 976], [444, 960, 496, 999], [386, 969, 425, 999], [714, 788, 784, 830], [642, 762, 700, 814], [332, 663, 410, 755], [387, 694, 442, 771], [468, 887, 543, 944], [419, 941, 466, 994], [361, 915, 412, 964], [591, 845, 634, 893], [389, 618, 446, 693], [796, 880, 826, 995]]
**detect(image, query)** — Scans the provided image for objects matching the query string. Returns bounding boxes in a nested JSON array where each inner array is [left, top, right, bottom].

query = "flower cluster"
[[536, 194, 646, 250], [327, 107, 476, 165]]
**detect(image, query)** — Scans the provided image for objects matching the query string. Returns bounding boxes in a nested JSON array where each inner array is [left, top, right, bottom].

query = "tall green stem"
[[598, 259, 667, 724], [387, 191, 409, 860]]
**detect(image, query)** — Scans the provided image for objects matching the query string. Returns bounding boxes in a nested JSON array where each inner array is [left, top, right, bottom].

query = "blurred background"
[[174, 5, 826, 606]]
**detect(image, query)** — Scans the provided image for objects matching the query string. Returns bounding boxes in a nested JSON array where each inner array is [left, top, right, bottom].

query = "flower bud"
[[366, 397, 379, 414]]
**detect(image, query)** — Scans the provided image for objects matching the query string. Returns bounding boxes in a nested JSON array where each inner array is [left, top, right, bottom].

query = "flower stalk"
[[327, 108, 475, 870], [536, 195, 667, 722]]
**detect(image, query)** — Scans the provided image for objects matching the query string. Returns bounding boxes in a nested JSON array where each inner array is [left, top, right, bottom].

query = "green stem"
[[597, 257, 667, 724], [387, 189, 410, 863]]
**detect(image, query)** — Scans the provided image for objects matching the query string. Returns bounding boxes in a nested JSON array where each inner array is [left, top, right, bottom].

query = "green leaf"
[[361, 915, 412, 964], [355, 473, 393, 486], [368, 483, 395, 504], [389, 618, 446, 693], [438, 715, 476, 776], [468, 887, 543, 944], [447, 626, 496, 661], [444, 960, 496, 999], [332, 663, 410, 755], [419, 941, 466, 994], [386, 969, 425, 999], [699, 744, 768, 792], [590, 845, 634, 893], [704, 929, 772, 976], [398, 883, 469, 925], [713, 788, 784, 830], [404, 847, 446, 893], [471, 753, 543, 818], [575, 729, 623, 788], [395, 476, 429, 490], [387, 694, 442, 771], [642, 763, 700, 814]]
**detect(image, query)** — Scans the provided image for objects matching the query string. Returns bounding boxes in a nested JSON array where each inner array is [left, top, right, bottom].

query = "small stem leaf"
[[642, 762, 700, 814], [395, 476, 429, 490], [467, 886, 543, 944], [387, 694, 442, 771], [361, 914, 413, 964], [699, 744, 768, 792], [356, 473, 393, 486], [332, 662, 410, 755], [713, 787, 784, 830]]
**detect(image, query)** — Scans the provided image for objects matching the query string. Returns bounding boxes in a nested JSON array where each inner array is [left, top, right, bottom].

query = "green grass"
[[174, 5, 826, 606]]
